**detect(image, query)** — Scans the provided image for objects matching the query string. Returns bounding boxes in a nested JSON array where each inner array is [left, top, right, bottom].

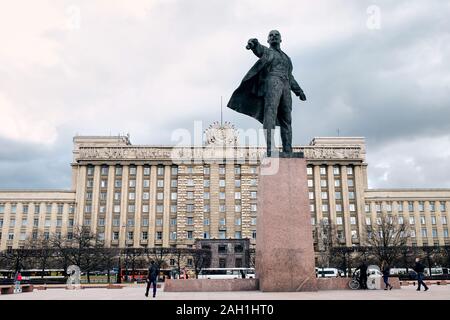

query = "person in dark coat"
[[355, 262, 368, 289], [227, 30, 306, 156], [145, 260, 160, 298], [381, 261, 393, 290], [413, 257, 429, 291]]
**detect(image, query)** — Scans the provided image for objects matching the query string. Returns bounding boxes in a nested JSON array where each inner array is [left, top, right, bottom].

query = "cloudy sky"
[[0, 0, 449, 190]]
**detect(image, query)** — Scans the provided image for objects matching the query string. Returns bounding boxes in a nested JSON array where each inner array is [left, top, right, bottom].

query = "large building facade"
[[1, 124, 450, 252]]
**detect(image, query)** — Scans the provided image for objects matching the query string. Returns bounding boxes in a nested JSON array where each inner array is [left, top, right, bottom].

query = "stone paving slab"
[[0, 284, 449, 300]]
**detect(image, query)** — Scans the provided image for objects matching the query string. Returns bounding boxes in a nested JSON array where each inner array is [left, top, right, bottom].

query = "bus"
[[119, 268, 172, 282], [198, 268, 256, 279], [0, 269, 66, 284]]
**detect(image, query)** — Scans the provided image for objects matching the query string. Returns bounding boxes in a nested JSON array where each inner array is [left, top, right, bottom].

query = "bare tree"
[[25, 233, 57, 279], [315, 219, 335, 277], [190, 248, 211, 278], [365, 212, 410, 266]]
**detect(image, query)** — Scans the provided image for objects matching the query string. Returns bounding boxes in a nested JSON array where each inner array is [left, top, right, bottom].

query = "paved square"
[[0, 284, 450, 300]]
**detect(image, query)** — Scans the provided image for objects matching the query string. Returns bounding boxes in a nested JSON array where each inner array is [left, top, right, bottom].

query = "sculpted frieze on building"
[[76, 146, 363, 162]]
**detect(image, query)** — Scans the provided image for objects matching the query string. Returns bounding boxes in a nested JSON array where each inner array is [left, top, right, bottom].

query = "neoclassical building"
[[1, 123, 449, 251]]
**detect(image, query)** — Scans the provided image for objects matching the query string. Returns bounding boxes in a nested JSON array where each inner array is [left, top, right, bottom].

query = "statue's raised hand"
[[299, 92, 307, 101], [246, 38, 259, 50]]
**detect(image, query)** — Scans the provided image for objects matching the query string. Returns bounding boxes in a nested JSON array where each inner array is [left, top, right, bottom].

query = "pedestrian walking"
[[381, 261, 393, 290], [413, 258, 429, 291], [355, 262, 368, 290], [145, 260, 160, 298], [14, 271, 22, 293]]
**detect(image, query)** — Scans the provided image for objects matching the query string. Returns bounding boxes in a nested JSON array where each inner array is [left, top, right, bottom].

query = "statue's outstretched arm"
[[290, 74, 307, 101], [246, 38, 267, 58]]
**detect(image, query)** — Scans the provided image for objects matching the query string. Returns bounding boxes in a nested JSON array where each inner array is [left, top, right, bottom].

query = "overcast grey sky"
[[0, 0, 449, 190]]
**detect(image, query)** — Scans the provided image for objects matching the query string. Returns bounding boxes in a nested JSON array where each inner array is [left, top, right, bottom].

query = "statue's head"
[[267, 30, 282, 46]]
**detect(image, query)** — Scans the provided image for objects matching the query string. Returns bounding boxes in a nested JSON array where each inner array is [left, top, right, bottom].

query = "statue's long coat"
[[227, 43, 303, 125]]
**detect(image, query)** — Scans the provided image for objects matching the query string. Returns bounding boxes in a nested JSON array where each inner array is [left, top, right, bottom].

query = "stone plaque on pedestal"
[[256, 157, 318, 292]]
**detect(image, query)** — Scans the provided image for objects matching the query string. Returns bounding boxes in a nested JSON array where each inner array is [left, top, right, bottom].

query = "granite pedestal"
[[256, 156, 317, 292]]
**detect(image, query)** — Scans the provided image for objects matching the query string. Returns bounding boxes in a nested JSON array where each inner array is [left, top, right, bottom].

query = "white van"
[[315, 268, 341, 278]]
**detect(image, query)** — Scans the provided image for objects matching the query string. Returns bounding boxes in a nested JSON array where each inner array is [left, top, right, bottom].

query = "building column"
[[341, 165, 352, 246], [90, 165, 101, 233], [134, 165, 144, 247], [148, 165, 157, 247], [75, 166, 87, 227], [104, 165, 115, 246], [119, 165, 129, 247], [162, 165, 171, 247]]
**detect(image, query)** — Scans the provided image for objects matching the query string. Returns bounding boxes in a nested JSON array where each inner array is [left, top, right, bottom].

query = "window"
[[157, 180, 164, 188], [432, 229, 438, 238], [334, 180, 341, 187], [170, 205, 177, 213], [321, 192, 328, 200], [171, 167, 178, 175], [204, 180, 210, 187], [129, 166, 136, 175], [444, 229, 449, 238], [419, 201, 424, 212], [170, 232, 177, 240], [235, 218, 241, 226], [409, 216, 415, 225], [0, 219, 3, 227], [420, 216, 426, 225], [307, 179, 314, 187], [430, 201, 435, 212], [251, 204, 257, 212], [203, 218, 209, 226], [309, 192, 314, 200], [9, 219, 15, 227], [128, 193, 135, 200], [398, 216, 404, 224], [219, 205, 226, 212], [8, 233, 14, 240], [351, 230, 357, 239], [348, 180, 354, 187], [250, 179, 257, 186], [156, 218, 163, 226], [376, 203, 381, 212], [171, 180, 177, 188], [46, 204, 53, 213], [113, 219, 120, 226], [251, 217, 257, 225], [219, 166, 225, 175], [143, 180, 150, 188], [320, 180, 327, 187], [336, 217, 343, 225], [385, 203, 392, 212], [187, 231, 193, 240], [87, 166, 94, 175], [398, 202, 403, 212], [250, 191, 257, 199], [431, 216, 436, 225], [440, 201, 446, 212], [310, 204, 315, 212], [335, 192, 341, 200], [21, 219, 27, 227], [203, 167, 210, 175], [100, 192, 107, 201], [98, 233, 105, 241], [336, 204, 342, 212], [156, 205, 163, 213], [320, 167, 326, 175], [350, 217, 356, 225], [365, 217, 371, 225], [142, 218, 149, 227], [250, 166, 257, 174], [442, 216, 447, 225], [307, 167, 313, 175], [235, 192, 241, 200], [203, 192, 210, 200], [0, 204, 4, 214], [235, 231, 242, 239], [127, 232, 134, 240], [144, 166, 151, 176], [141, 232, 148, 240], [235, 205, 241, 212], [84, 219, 91, 226], [203, 232, 210, 239], [114, 192, 121, 201], [219, 192, 226, 200], [421, 228, 427, 237], [34, 204, 40, 214], [252, 230, 256, 239], [157, 193, 164, 200], [322, 204, 329, 212], [219, 179, 226, 187], [86, 192, 93, 200], [186, 166, 193, 174], [23, 204, 29, 214], [127, 219, 134, 227], [204, 205, 210, 213], [143, 192, 150, 200], [219, 218, 226, 226], [157, 167, 164, 176], [20, 232, 26, 241], [113, 232, 119, 240], [311, 217, 315, 225], [68, 219, 74, 227], [186, 204, 194, 212], [347, 167, 353, 175], [408, 201, 414, 211], [410, 230, 416, 238], [115, 167, 122, 176], [170, 218, 177, 226], [129, 180, 136, 188], [187, 217, 194, 225], [349, 204, 356, 212], [56, 219, 62, 227], [348, 192, 355, 200], [142, 205, 149, 213], [234, 166, 241, 174], [115, 180, 122, 188]]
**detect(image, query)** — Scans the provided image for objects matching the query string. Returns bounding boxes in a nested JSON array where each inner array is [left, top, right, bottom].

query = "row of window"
[[307, 166, 354, 176], [0, 204, 75, 214], [367, 228, 450, 239], [309, 191, 356, 200], [365, 201, 447, 213], [310, 203, 357, 212], [0, 218, 74, 228], [307, 179, 354, 188]]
